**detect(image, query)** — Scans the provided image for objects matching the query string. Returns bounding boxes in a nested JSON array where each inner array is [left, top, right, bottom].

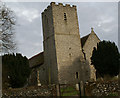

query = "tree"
[[2, 53, 31, 88], [91, 40, 120, 77], [0, 3, 16, 53]]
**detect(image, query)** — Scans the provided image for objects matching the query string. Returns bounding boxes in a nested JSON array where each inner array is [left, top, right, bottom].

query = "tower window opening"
[[64, 13, 67, 20], [75, 72, 79, 79]]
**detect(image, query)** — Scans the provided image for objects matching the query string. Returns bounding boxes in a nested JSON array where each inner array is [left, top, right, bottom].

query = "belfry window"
[[64, 13, 67, 20]]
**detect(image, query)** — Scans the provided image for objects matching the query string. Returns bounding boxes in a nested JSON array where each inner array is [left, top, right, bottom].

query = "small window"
[[64, 13, 67, 20], [75, 72, 79, 79]]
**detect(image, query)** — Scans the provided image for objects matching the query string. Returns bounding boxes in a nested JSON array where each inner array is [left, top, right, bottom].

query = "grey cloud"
[[6, 2, 118, 58]]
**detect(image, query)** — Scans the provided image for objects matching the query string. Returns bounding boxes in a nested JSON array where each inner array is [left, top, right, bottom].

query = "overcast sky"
[[5, 2, 118, 58]]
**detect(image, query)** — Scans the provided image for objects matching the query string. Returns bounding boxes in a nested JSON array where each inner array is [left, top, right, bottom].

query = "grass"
[[60, 86, 79, 96], [108, 92, 118, 96], [61, 86, 75, 92], [62, 91, 79, 96]]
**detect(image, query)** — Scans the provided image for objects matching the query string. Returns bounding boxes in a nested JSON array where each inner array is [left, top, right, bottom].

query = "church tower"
[[42, 2, 89, 84]]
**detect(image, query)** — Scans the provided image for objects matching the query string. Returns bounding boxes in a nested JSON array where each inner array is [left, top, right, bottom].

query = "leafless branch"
[[0, 3, 16, 54]]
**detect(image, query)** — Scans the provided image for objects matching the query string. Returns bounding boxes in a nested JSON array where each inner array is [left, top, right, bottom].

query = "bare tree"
[[0, 3, 16, 53]]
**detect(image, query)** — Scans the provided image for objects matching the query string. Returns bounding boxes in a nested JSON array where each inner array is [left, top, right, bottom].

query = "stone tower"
[[42, 2, 90, 84]]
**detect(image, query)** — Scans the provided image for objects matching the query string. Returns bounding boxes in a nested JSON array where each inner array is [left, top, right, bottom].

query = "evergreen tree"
[[2, 53, 31, 88], [91, 40, 120, 77]]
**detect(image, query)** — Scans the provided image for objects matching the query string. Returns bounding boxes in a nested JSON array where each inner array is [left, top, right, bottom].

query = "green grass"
[[60, 86, 79, 96], [62, 91, 79, 96], [61, 86, 75, 92], [108, 92, 118, 96]]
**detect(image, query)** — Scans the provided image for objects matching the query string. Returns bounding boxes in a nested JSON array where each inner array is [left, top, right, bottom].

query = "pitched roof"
[[81, 28, 100, 48], [29, 52, 44, 68], [81, 34, 90, 48]]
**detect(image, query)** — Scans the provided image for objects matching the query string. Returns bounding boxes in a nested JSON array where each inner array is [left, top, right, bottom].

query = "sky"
[[4, 2, 118, 58]]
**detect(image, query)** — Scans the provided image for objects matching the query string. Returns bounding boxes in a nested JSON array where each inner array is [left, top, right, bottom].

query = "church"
[[28, 2, 100, 86]]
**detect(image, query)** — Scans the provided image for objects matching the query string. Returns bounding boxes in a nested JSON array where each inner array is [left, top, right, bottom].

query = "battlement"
[[42, 5, 51, 15], [42, 2, 76, 14], [50, 2, 76, 8]]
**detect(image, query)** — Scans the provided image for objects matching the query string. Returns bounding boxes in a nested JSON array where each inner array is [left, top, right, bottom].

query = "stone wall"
[[28, 64, 48, 86], [42, 2, 90, 84], [28, 67, 37, 86], [38, 64, 48, 84], [42, 2, 58, 84], [82, 30, 100, 81], [85, 80, 120, 96], [29, 52, 47, 85], [2, 86, 56, 97], [29, 52, 44, 68]]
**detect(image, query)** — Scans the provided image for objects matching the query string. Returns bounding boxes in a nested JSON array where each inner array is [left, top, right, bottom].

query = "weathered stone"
[[2, 86, 53, 97], [85, 80, 119, 96], [28, 2, 100, 86], [81, 29, 100, 81]]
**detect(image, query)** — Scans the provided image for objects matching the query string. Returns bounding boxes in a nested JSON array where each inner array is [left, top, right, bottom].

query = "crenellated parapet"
[[50, 2, 76, 8], [42, 2, 76, 15]]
